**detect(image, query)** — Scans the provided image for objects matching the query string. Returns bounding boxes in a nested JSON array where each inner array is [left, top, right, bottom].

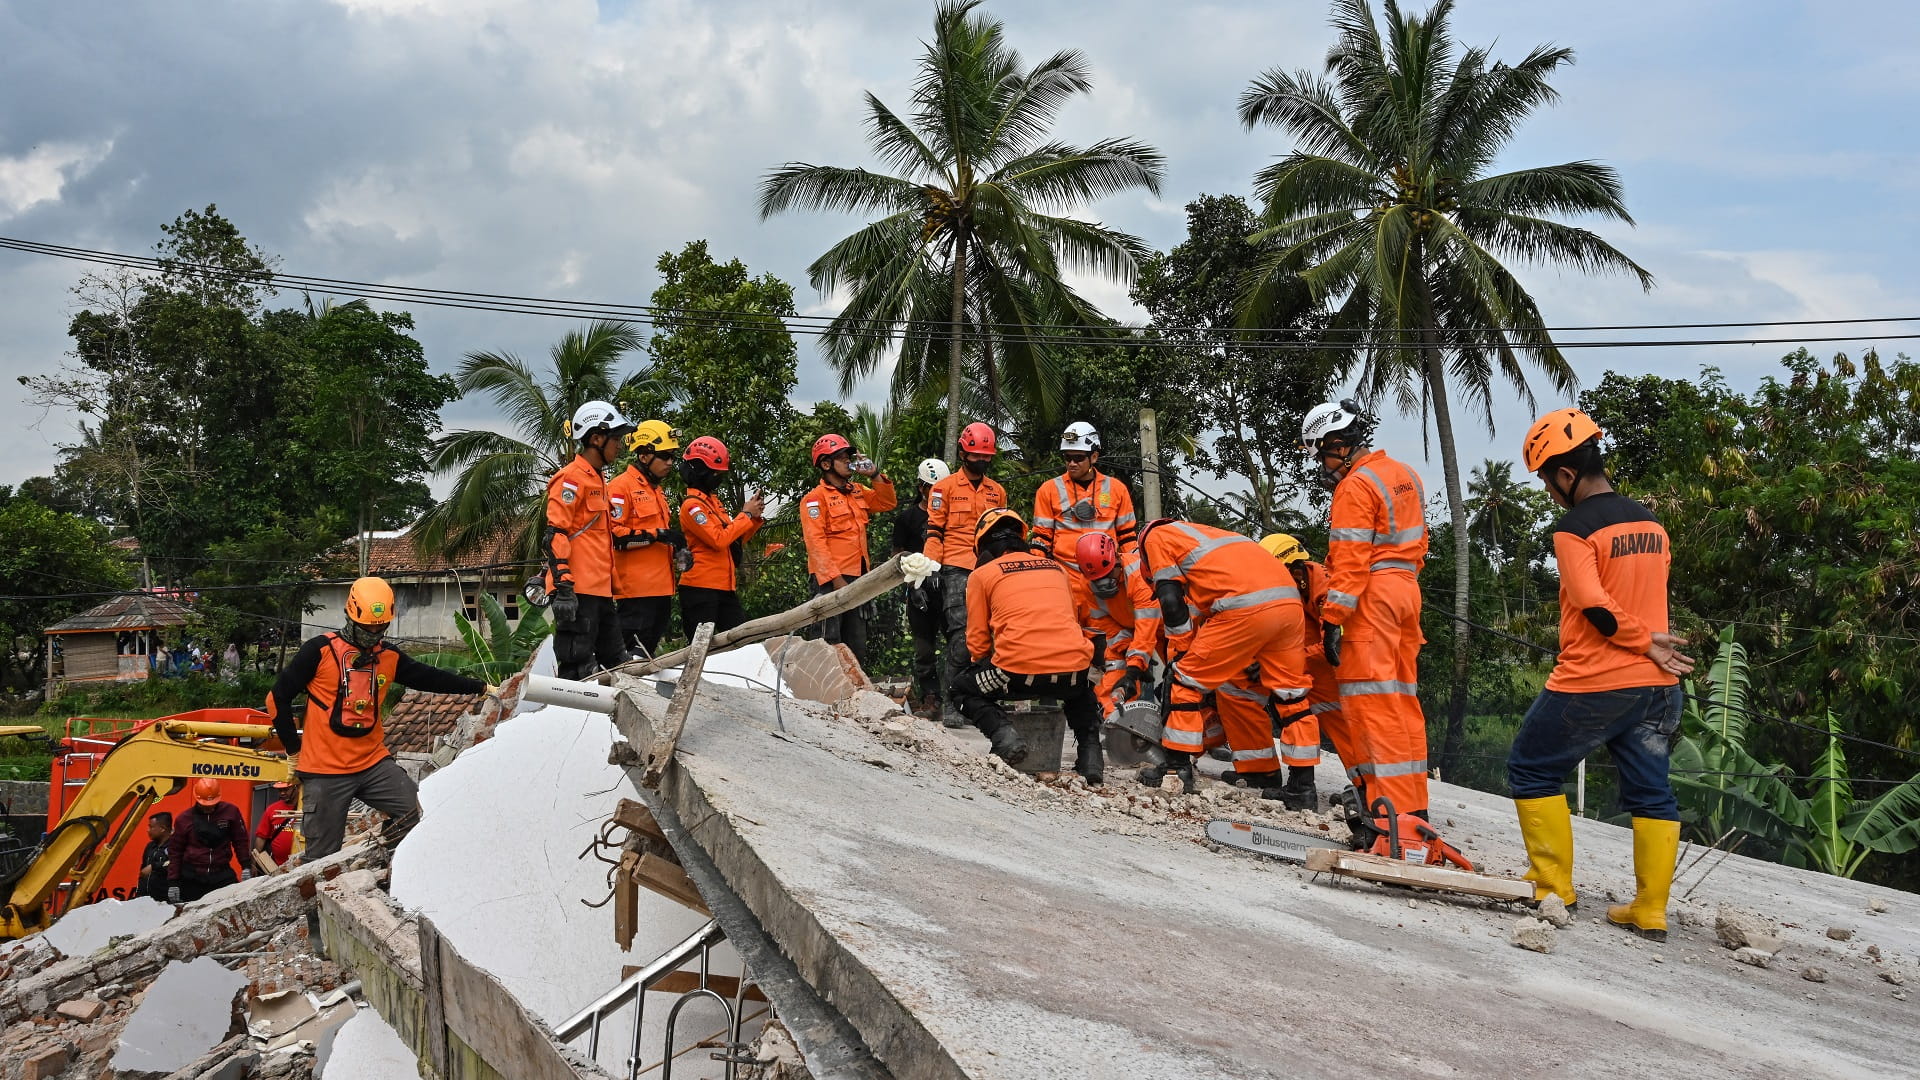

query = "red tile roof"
[[321, 526, 526, 578], [384, 690, 476, 754]]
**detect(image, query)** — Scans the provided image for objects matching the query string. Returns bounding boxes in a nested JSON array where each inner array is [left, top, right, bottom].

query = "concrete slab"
[[14, 896, 171, 960], [647, 679, 1919, 1080], [111, 956, 247, 1076], [322, 1006, 422, 1079]]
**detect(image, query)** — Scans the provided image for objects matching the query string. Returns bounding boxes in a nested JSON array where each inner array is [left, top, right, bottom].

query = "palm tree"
[[758, 0, 1165, 452], [1236, 0, 1652, 769], [415, 322, 657, 562], [1467, 458, 1530, 619]]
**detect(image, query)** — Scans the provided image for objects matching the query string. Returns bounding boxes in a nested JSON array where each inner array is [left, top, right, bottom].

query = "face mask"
[[1091, 572, 1121, 598], [962, 459, 988, 477], [344, 621, 387, 651], [1067, 497, 1097, 523]]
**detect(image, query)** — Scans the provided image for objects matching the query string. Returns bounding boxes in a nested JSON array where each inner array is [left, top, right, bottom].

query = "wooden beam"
[[416, 914, 452, 1078], [643, 621, 713, 787], [616, 969, 769, 1003], [1303, 848, 1535, 902]]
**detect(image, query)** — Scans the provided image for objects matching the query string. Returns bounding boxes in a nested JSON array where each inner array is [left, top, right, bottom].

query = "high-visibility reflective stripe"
[[1203, 722, 1225, 740], [1280, 741, 1318, 755], [1216, 682, 1266, 703], [1173, 666, 1210, 691], [1164, 617, 1194, 636], [1371, 559, 1419, 572], [1163, 727, 1206, 749], [1379, 527, 1425, 545], [1341, 680, 1420, 697], [1372, 759, 1429, 777], [1109, 630, 1133, 644], [1271, 687, 1309, 703], [1326, 589, 1359, 609], [1153, 564, 1184, 583], [1135, 605, 1160, 619], [1116, 513, 1137, 528], [1351, 761, 1377, 776], [1355, 465, 1400, 539], [1328, 527, 1374, 543], [1212, 585, 1300, 611], [1033, 516, 1059, 530], [1126, 649, 1152, 664], [1346, 765, 1364, 781], [1309, 701, 1342, 715], [1233, 746, 1279, 762]]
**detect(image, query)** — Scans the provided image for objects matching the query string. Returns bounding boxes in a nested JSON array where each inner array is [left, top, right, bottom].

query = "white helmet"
[[916, 458, 951, 486], [1301, 399, 1371, 452], [567, 400, 631, 442], [1060, 422, 1100, 452]]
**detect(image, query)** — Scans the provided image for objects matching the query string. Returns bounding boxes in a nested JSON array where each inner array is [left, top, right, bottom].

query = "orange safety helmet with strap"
[[811, 433, 852, 466], [192, 777, 222, 806], [1522, 408, 1604, 472], [684, 436, 731, 471]]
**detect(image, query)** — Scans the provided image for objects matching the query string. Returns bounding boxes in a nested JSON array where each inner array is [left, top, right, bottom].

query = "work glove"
[[241, 869, 252, 881], [672, 548, 695, 574], [1115, 666, 1147, 703], [974, 665, 1010, 695], [549, 586, 579, 625], [901, 552, 940, 588], [167, 886, 181, 904], [656, 528, 685, 548], [1322, 624, 1342, 668]]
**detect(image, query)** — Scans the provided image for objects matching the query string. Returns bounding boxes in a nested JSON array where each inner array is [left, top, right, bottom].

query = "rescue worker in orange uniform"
[[1509, 409, 1694, 939], [1071, 533, 1162, 719], [545, 401, 635, 680], [1259, 534, 1351, 812], [801, 433, 897, 666], [678, 436, 765, 634], [955, 509, 1103, 783], [1135, 519, 1310, 795], [609, 420, 684, 658], [1301, 399, 1433, 818], [268, 577, 488, 860], [1032, 423, 1137, 577], [892, 459, 951, 717], [921, 423, 1007, 728]]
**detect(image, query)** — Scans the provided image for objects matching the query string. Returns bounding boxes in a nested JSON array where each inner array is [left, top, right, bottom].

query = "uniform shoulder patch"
[[694, 509, 709, 525], [560, 488, 577, 505], [806, 501, 821, 519], [930, 492, 944, 510]]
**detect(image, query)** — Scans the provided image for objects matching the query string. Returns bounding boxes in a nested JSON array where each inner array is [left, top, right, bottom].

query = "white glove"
[[902, 552, 940, 588]]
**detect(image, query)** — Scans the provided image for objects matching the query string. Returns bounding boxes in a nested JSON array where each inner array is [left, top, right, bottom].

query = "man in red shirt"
[[253, 781, 298, 868]]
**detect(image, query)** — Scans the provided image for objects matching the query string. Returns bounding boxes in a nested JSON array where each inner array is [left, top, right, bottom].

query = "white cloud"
[[0, 140, 113, 219]]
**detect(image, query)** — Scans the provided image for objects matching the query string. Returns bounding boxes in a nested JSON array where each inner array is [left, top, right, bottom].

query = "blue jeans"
[[1507, 684, 1682, 820]]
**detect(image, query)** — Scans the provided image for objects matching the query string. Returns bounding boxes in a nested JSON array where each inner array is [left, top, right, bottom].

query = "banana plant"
[[1797, 710, 1920, 877], [417, 593, 553, 683]]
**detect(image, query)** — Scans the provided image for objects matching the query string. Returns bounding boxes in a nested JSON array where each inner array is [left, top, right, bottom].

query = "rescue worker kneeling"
[[953, 509, 1105, 785]]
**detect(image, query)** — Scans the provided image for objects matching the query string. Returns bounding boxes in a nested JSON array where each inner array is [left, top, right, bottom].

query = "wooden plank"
[[1303, 848, 1535, 901], [417, 914, 452, 1078], [614, 969, 769, 1003], [633, 852, 709, 915], [253, 850, 284, 876], [614, 851, 639, 952], [642, 621, 713, 787]]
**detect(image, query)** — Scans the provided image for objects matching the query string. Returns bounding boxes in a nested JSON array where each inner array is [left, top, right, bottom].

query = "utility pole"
[[1138, 408, 1162, 518]]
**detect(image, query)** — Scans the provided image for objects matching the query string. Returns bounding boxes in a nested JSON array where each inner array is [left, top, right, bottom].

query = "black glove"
[[167, 886, 181, 904], [672, 548, 695, 574], [1322, 624, 1342, 668], [1115, 666, 1147, 703], [550, 586, 579, 625], [657, 528, 685, 548]]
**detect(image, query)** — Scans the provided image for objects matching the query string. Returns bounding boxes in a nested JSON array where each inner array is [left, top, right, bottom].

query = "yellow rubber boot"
[[1607, 817, 1681, 941], [1513, 795, 1577, 909]]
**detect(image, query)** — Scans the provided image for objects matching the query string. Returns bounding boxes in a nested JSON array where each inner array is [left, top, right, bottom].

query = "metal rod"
[[554, 920, 724, 1041], [659, 988, 734, 1080], [1576, 760, 1586, 817]]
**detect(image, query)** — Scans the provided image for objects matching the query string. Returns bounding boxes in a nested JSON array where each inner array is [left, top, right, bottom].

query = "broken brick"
[[55, 998, 104, 1022]]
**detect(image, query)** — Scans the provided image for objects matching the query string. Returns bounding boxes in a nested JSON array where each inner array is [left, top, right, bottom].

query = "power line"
[[7, 235, 1920, 354], [0, 560, 539, 603]]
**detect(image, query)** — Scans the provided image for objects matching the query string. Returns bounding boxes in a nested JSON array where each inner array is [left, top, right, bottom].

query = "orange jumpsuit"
[[921, 473, 1007, 570], [1032, 471, 1138, 574], [608, 466, 677, 599], [801, 476, 897, 584], [1322, 449, 1430, 815], [679, 489, 760, 592], [965, 552, 1095, 674], [1143, 522, 1308, 777], [1273, 561, 1356, 776], [1068, 552, 1162, 717], [544, 454, 615, 597]]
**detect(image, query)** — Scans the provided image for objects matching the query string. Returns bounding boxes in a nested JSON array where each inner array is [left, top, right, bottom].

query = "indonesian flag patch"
[[560, 479, 579, 505]]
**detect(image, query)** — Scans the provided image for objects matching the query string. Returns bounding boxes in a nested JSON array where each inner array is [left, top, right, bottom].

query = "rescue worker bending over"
[[954, 509, 1104, 784], [1302, 399, 1433, 818], [1032, 423, 1137, 578], [678, 436, 765, 634], [1071, 533, 1163, 719], [922, 423, 1007, 728], [892, 459, 950, 718], [609, 420, 685, 657], [1136, 519, 1310, 796], [546, 401, 635, 680], [801, 433, 897, 666], [1508, 409, 1694, 939], [1257, 534, 1345, 812], [268, 577, 487, 860]]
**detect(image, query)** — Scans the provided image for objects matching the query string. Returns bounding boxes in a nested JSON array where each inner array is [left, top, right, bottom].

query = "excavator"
[[0, 718, 297, 942]]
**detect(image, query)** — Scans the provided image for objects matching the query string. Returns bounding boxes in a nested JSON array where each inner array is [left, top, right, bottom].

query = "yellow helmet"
[[626, 419, 681, 455], [345, 576, 396, 625], [1258, 533, 1309, 566]]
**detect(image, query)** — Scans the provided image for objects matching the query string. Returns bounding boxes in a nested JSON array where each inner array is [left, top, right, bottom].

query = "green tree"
[[1237, 0, 1652, 769], [0, 495, 136, 691], [758, 0, 1165, 451], [1466, 459, 1553, 620], [419, 322, 654, 561]]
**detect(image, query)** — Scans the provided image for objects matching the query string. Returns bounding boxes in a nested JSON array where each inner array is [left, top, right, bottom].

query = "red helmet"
[[684, 436, 730, 471], [1075, 532, 1119, 579], [958, 422, 997, 456], [811, 433, 852, 466]]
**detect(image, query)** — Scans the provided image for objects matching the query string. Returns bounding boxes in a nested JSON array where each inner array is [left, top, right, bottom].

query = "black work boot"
[[1137, 751, 1196, 793], [1279, 767, 1319, 811], [987, 725, 1029, 767], [1073, 734, 1105, 786]]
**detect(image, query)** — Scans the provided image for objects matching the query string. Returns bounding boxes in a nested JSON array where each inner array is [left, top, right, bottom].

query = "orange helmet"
[[973, 507, 1026, 548], [1075, 532, 1119, 578], [958, 422, 997, 456], [192, 777, 222, 806], [345, 577, 395, 626], [811, 433, 852, 466], [684, 436, 730, 471], [1522, 408, 1603, 472]]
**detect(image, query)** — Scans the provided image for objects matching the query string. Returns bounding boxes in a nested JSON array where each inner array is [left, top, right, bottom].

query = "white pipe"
[[523, 673, 622, 715]]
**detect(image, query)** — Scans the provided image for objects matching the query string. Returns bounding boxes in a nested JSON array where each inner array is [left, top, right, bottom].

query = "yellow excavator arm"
[[0, 721, 296, 941]]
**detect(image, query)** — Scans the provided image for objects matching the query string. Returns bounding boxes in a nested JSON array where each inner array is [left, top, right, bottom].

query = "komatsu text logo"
[[191, 763, 263, 778]]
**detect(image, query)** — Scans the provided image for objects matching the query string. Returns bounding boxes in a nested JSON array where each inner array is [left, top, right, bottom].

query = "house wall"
[[303, 576, 524, 648], [59, 634, 119, 682]]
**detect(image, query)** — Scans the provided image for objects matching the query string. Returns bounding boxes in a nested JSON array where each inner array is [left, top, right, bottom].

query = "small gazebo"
[[43, 594, 194, 692]]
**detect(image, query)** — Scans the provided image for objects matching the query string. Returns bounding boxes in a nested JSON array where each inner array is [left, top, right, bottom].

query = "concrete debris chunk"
[[111, 956, 248, 1078], [32, 896, 173, 960], [1868, 899, 1890, 914], [55, 998, 104, 1022], [24, 1045, 69, 1080], [1867, 944, 1882, 961], [1510, 917, 1556, 954], [1733, 947, 1774, 969], [1882, 970, 1906, 986], [1826, 927, 1855, 941], [1537, 895, 1575, 929], [1801, 966, 1830, 983], [1715, 908, 1776, 951]]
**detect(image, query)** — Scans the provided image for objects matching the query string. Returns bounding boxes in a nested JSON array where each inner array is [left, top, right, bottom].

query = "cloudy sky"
[[3, 0, 1917, 494]]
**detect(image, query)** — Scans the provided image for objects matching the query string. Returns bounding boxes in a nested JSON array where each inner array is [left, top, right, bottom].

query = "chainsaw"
[[1210, 794, 1474, 871]]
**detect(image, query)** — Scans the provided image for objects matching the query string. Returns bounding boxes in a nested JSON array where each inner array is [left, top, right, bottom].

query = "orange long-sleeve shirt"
[[922, 472, 1006, 570], [679, 489, 761, 592], [966, 551, 1094, 675], [1069, 552, 1163, 671], [1322, 450, 1428, 627], [1032, 471, 1138, 564], [608, 466, 677, 599], [545, 454, 614, 597], [1546, 492, 1676, 693], [800, 476, 897, 585]]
